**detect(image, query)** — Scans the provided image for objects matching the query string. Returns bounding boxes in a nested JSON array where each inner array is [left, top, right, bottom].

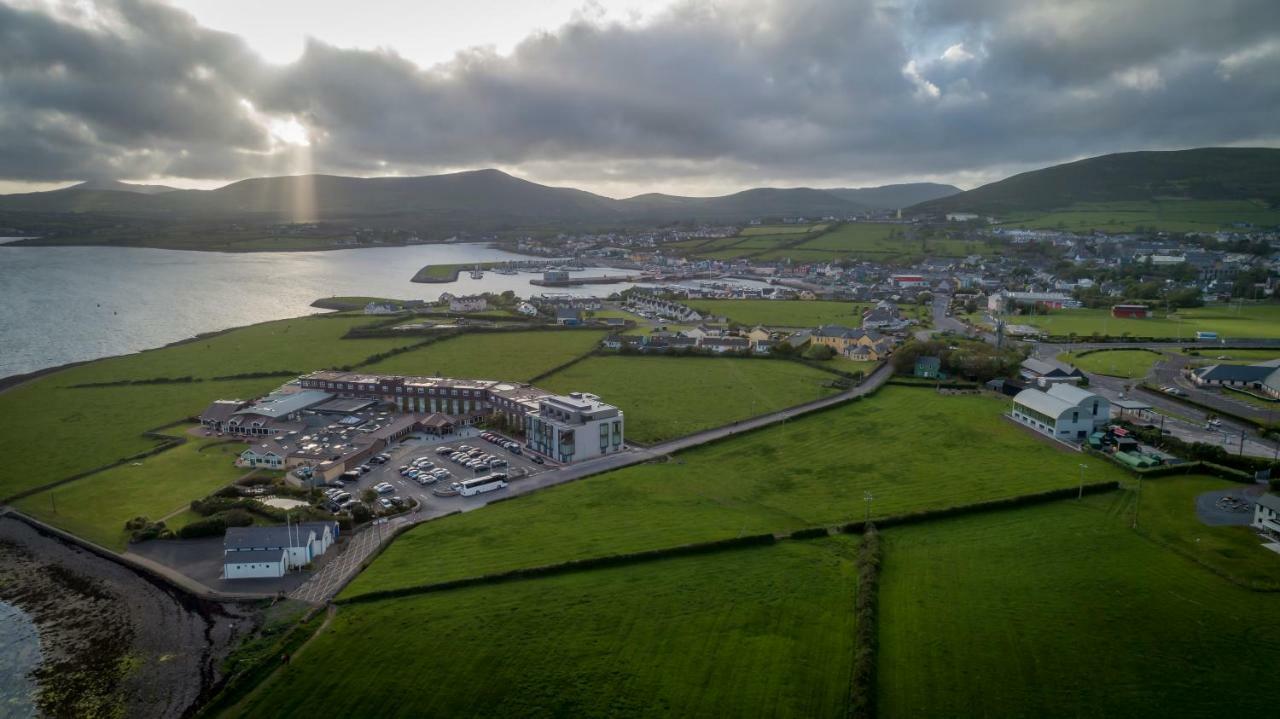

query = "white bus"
[[453, 474, 508, 497]]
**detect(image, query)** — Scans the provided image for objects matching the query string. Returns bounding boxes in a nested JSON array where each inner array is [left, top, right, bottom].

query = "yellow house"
[[812, 325, 884, 353], [746, 326, 771, 343]]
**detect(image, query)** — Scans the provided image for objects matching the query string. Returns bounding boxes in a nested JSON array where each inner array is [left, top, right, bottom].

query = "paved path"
[[289, 362, 896, 603]]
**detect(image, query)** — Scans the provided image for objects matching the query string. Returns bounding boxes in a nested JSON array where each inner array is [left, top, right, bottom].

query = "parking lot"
[[337, 427, 555, 514]]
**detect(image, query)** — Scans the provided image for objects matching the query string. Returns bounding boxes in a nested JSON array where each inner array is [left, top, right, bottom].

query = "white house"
[[223, 548, 288, 579], [363, 302, 401, 315], [223, 522, 339, 578], [1253, 494, 1280, 538], [449, 295, 488, 312], [237, 445, 286, 469], [1010, 384, 1111, 442]]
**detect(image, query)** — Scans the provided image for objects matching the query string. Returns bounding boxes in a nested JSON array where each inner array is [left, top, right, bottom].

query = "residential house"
[[812, 325, 887, 354], [700, 336, 751, 354], [914, 356, 942, 378], [555, 307, 583, 326], [449, 295, 488, 313]]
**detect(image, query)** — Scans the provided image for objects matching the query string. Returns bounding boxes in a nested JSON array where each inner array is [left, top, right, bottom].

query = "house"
[[988, 291, 1072, 313], [1111, 304, 1151, 319], [684, 324, 727, 341], [516, 302, 538, 316], [812, 325, 886, 354], [890, 274, 928, 288], [746, 326, 772, 344], [914, 356, 942, 379], [555, 307, 583, 326], [198, 400, 246, 432], [238, 444, 286, 469], [861, 305, 910, 332], [1190, 363, 1280, 397], [700, 336, 751, 354], [1019, 358, 1085, 386], [363, 302, 401, 315], [223, 521, 339, 579], [449, 295, 488, 313], [1009, 384, 1110, 441], [1252, 494, 1280, 537]]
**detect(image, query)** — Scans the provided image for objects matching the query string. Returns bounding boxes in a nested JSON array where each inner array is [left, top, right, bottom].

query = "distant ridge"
[[909, 147, 1280, 215], [72, 179, 179, 195], [822, 182, 960, 209]]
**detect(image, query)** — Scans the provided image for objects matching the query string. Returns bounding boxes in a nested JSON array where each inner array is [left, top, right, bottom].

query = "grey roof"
[[224, 525, 318, 551], [1194, 364, 1275, 384], [1021, 357, 1082, 378], [234, 390, 334, 419], [555, 307, 581, 319], [199, 400, 244, 423], [1256, 494, 1280, 513], [1046, 383, 1102, 406], [223, 549, 287, 565], [1012, 388, 1076, 418]]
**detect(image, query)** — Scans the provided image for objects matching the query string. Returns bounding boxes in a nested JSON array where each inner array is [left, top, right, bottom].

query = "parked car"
[[374, 482, 395, 494], [531, 455, 544, 464], [436, 446, 455, 455], [357, 464, 372, 474], [489, 458, 507, 468], [378, 497, 393, 509]]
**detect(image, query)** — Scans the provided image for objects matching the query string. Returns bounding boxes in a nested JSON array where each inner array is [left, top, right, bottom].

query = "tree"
[[803, 343, 835, 360]]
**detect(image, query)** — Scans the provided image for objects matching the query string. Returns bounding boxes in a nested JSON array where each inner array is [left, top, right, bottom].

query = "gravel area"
[[0, 515, 256, 718], [1194, 486, 1263, 526]]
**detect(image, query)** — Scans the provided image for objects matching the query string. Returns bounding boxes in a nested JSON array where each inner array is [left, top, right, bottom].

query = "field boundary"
[[848, 524, 881, 719]]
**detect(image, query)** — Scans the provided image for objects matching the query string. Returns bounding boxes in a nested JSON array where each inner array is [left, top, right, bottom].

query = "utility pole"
[[1078, 463, 1088, 500], [864, 491, 874, 522]]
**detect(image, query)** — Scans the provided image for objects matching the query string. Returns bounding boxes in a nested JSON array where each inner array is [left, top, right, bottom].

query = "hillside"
[[823, 182, 959, 209], [621, 187, 861, 219], [910, 148, 1280, 216], [73, 179, 179, 195]]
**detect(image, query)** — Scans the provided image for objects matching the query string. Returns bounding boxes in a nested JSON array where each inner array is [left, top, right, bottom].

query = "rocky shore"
[[0, 516, 257, 718]]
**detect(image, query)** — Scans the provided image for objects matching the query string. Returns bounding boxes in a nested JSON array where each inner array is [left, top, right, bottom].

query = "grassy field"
[[740, 224, 826, 235], [231, 538, 860, 718], [687, 299, 866, 327], [1058, 348, 1164, 378], [972, 304, 1280, 339], [359, 329, 607, 382], [792, 223, 903, 252], [539, 356, 841, 442], [878, 492, 1280, 717], [0, 316, 421, 500], [411, 261, 506, 281], [14, 430, 248, 549], [998, 200, 1280, 233], [342, 386, 1131, 596], [1184, 348, 1280, 363]]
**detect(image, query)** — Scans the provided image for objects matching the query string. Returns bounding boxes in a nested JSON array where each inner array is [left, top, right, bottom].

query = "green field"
[[687, 299, 866, 327], [998, 200, 1280, 233], [1184, 348, 1280, 363], [1058, 348, 1164, 378], [791, 223, 902, 252], [973, 304, 1280, 339], [342, 386, 1131, 596], [539, 356, 841, 442], [0, 316, 420, 500], [878, 492, 1280, 717], [231, 538, 860, 718], [740, 224, 825, 235], [14, 430, 249, 549], [411, 261, 504, 281], [359, 329, 607, 382]]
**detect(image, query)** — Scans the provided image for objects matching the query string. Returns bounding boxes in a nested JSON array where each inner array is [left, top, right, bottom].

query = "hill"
[[73, 179, 179, 195], [620, 187, 861, 219], [910, 147, 1280, 216], [823, 182, 959, 209]]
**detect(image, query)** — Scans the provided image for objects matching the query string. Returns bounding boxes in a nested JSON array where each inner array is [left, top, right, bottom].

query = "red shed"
[[1111, 304, 1151, 319]]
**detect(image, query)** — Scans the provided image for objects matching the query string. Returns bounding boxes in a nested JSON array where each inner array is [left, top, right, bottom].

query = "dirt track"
[[0, 516, 256, 718]]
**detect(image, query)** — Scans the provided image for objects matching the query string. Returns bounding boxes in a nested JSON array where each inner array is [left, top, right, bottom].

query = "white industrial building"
[[525, 392, 624, 463], [223, 522, 339, 580], [1010, 384, 1111, 442]]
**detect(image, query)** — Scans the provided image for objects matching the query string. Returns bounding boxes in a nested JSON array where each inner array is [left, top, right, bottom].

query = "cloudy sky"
[[1, 0, 1279, 197]]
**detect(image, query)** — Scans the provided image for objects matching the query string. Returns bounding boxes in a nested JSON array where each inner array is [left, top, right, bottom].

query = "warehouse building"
[[1010, 384, 1111, 442]]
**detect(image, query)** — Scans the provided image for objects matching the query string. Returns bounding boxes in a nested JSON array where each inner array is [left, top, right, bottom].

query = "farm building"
[[1019, 358, 1085, 386], [1111, 304, 1151, 319], [1009, 384, 1110, 442]]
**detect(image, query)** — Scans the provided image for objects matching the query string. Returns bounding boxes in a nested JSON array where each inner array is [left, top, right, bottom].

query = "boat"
[[469, 267, 484, 279]]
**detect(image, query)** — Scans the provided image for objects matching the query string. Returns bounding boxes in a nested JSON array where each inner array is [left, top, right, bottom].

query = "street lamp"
[[1077, 463, 1088, 500]]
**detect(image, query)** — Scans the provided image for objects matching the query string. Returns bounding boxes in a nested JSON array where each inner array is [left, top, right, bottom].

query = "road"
[[289, 361, 896, 603]]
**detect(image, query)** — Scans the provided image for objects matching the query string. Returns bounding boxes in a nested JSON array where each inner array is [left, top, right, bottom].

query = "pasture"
[[342, 385, 1131, 596], [359, 329, 607, 381], [0, 315, 422, 500], [14, 429, 249, 549], [1058, 348, 1163, 378], [539, 356, 841, 442], [230, 538, 860, 718], [998, 200, 1280, 233], [973, 304, 1280, 339], [878, 492, 1280, 717]]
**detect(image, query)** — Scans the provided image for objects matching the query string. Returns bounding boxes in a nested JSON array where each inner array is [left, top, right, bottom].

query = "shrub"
[[177, 516, 227, 539], [803, 343, 835, 360], [789, 526, 831, 540]]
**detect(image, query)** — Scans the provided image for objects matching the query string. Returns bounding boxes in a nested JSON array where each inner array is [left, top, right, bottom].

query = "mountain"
[[822, 182, 960, 209], [909, 147, 1280, 215], [73, 179, 179, 194], [620, 187, 861, 219]]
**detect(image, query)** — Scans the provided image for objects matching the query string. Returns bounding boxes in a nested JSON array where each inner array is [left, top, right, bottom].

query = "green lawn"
[[998, 200, 1280, 233], [359, 329, 607, 382], [14, 430, 248, 549], [1184, 348, 1280, 363], [1058, 348, 1164, 378], [1134, 475, 1280, 589], [538, 356, 841, 442], [973, 304, 1280, 339], [878, 492, 1280, 718], [686, 299, 867, 327], [342, 386, 1132, 596], [230, 538, 860, 719], [0, 316, 419, 500]]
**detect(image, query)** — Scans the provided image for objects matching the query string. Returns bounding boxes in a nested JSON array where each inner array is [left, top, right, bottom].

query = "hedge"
[[848, 524, 881, 719], [839, 481, 1120, 534], [211, 370, 300, 381], [338, 533, 777, 605], [67, 375, 198, 388], [788, 526, 832, 540]]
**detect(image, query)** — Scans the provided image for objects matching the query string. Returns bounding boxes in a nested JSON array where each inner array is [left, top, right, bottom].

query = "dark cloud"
[[1, 0, 1278, 192]]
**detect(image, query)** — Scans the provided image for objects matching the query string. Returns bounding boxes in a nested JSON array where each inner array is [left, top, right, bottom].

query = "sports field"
[[539, 356, 840, 442], [14, 429, 249, 549], [878, 492, 1280, 717], [972, 304, 1280, 339], [1058, 348, 1163, 378], [359, 329, 607, 381], [342, 386, 1131, 596], [230, 538, 860, 718], [686, 299, 867, 327], [0, 316, 419, 500]]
